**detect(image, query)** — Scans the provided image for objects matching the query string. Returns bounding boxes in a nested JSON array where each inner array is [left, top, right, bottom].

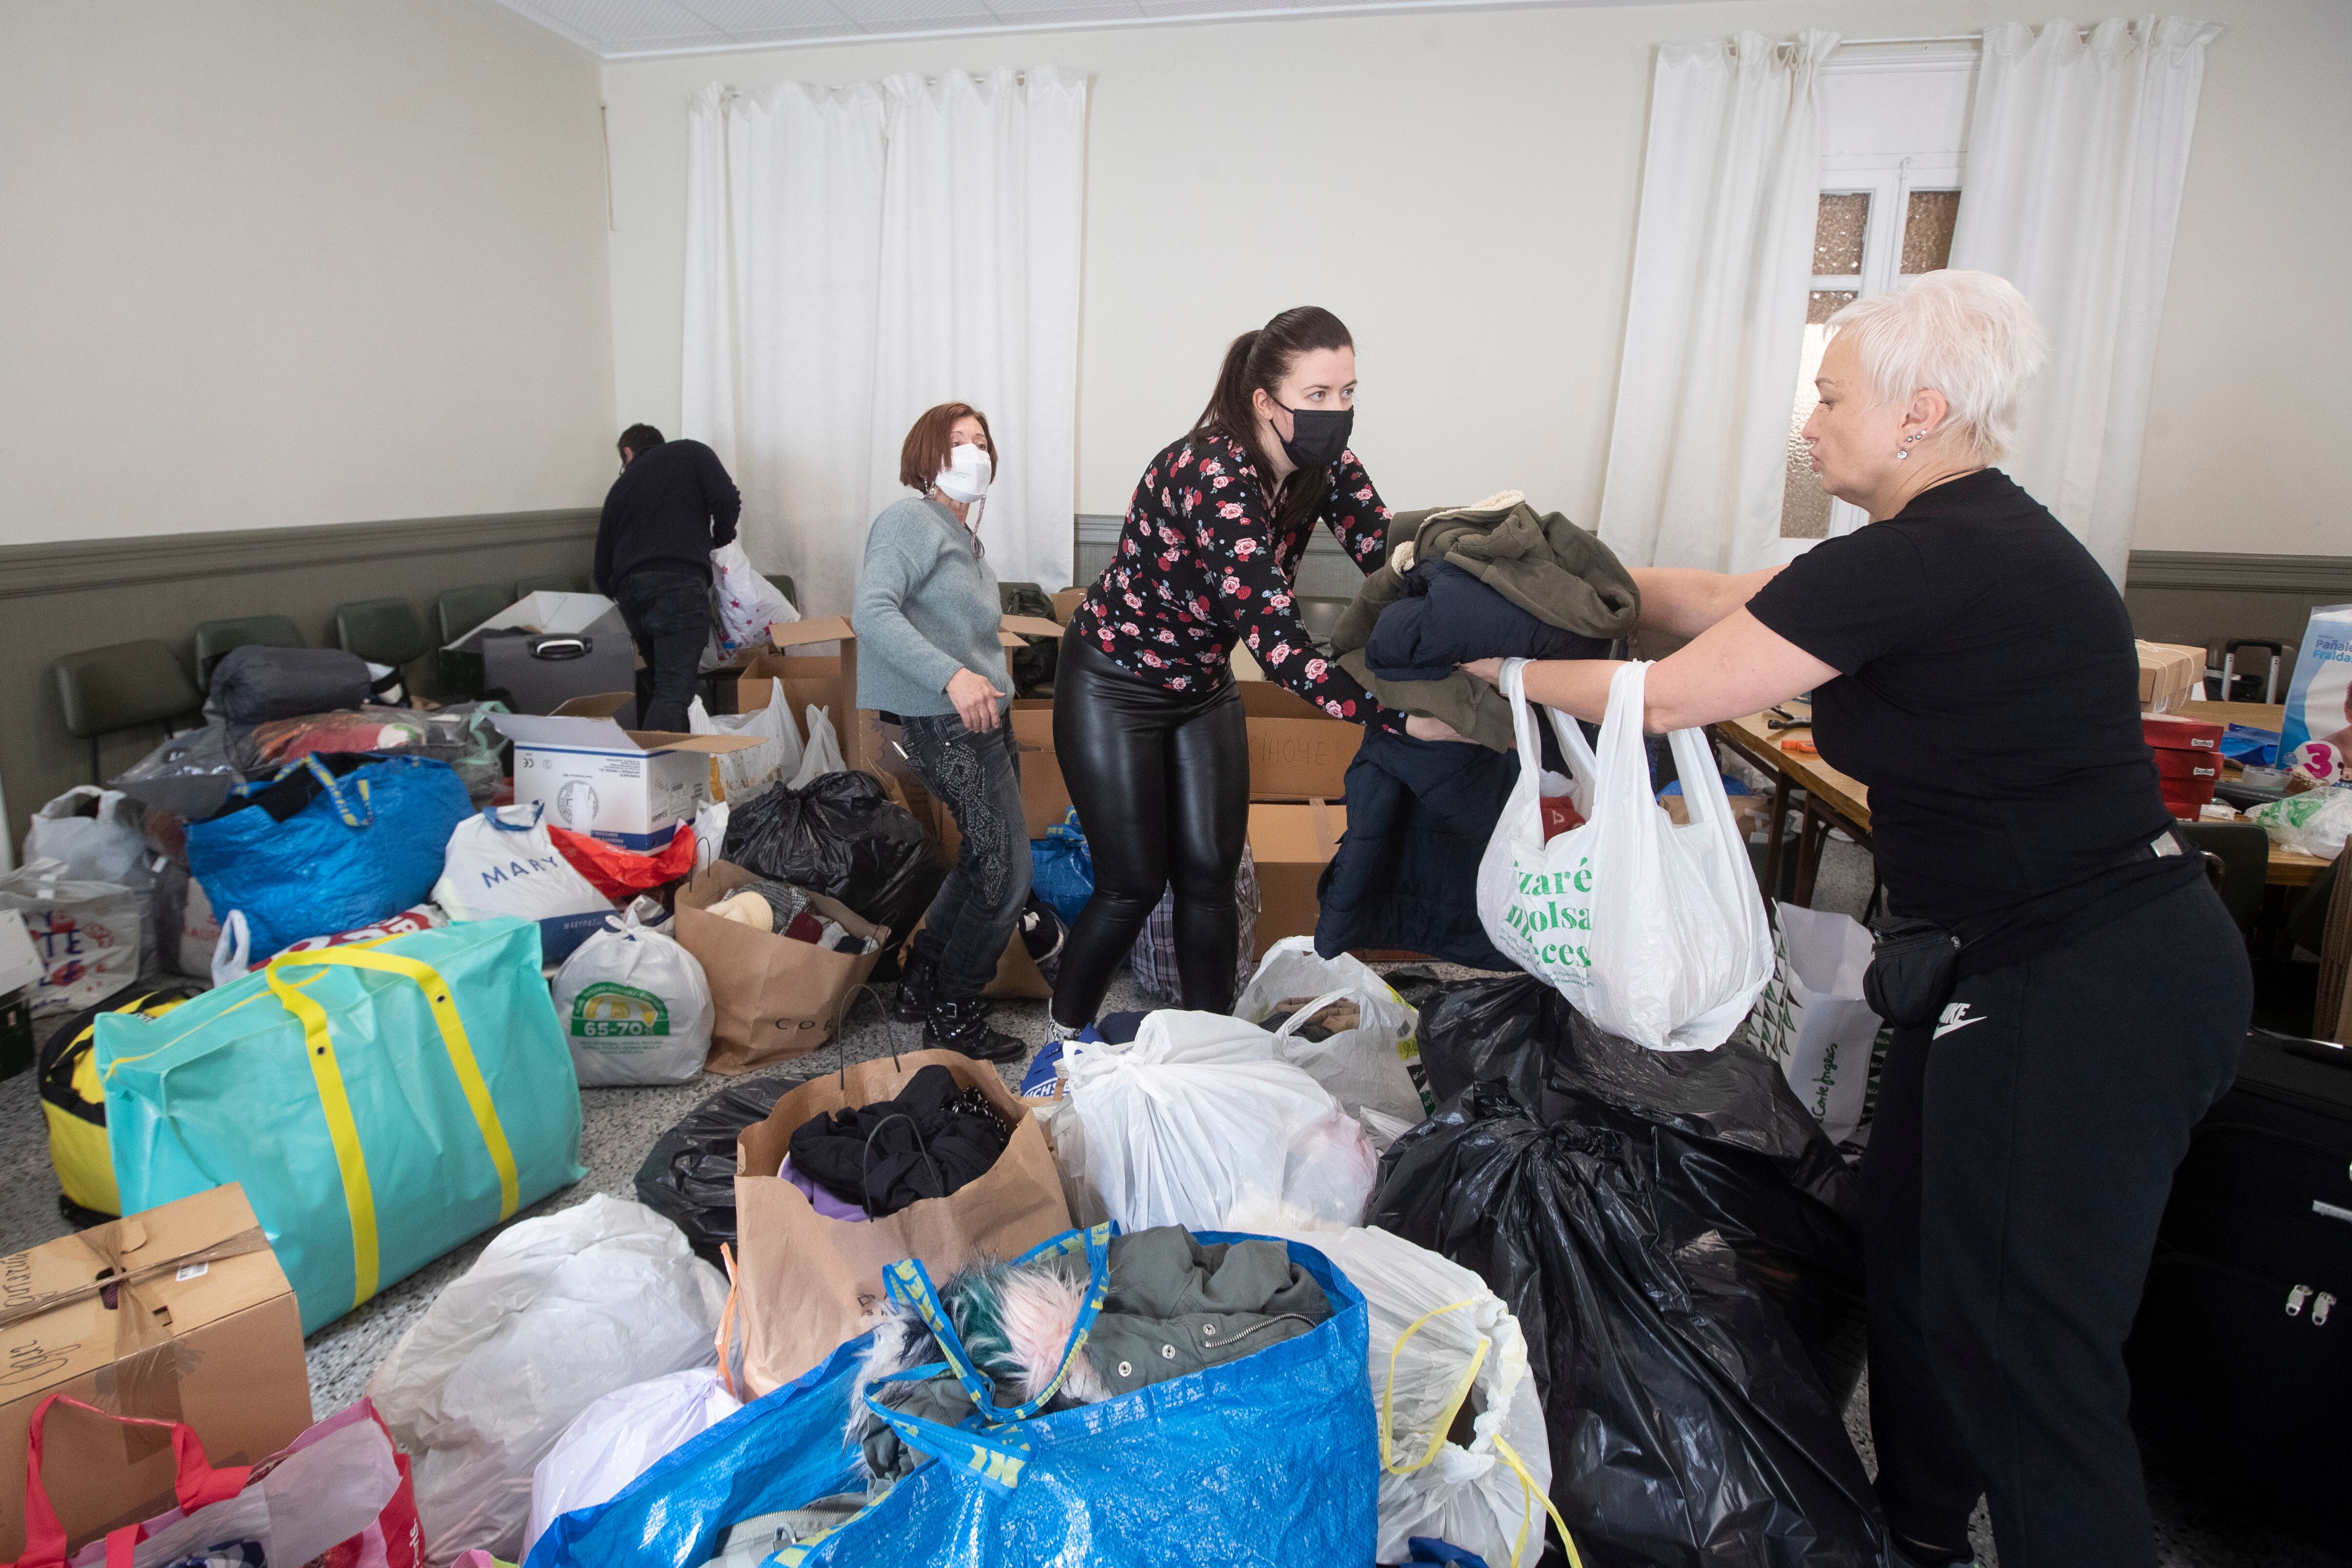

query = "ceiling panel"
[[495, 0, 1682, 56]]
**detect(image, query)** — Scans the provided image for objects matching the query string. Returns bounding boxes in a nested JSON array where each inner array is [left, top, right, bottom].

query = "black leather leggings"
[[1050, 627, 1249, 1025]]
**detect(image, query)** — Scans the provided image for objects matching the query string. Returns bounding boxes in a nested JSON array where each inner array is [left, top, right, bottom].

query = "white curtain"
[[681, 70, 1087, 616], [1598, 30, 1839, 573], [1949, 17, 2220, 585], [870, 69, 1088, 593], [683, 84, 887, 621]]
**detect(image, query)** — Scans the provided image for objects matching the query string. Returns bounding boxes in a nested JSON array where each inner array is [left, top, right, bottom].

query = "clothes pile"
[[1318, 491, 1639, 966], [784, 1063, 1012, 1220]]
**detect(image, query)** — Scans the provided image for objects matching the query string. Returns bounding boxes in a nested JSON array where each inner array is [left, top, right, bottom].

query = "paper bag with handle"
[[672, 861, 888, 1074], [721, 1048, 1072, 1397]]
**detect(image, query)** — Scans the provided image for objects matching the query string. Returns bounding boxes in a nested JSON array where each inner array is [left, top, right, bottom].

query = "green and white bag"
[[1476, 660, 1772, 1052], [553, 905, 713, 1086]]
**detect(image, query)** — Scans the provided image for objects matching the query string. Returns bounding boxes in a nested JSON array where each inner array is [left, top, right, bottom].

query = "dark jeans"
[[1050, 627, 1249, 1025], [613, 568, 708, 733], [1862, 878, 2250, 1568], [900, 711, 1031, 1004]]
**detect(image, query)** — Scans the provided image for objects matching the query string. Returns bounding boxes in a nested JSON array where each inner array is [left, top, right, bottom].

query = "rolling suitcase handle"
[[2221, 638, 2289, 704]]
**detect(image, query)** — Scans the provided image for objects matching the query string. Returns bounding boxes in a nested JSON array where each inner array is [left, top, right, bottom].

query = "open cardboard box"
[[1238, 681, 1361, 800], [749, 613, 1064, 775], [494, 702, 764, 849], [1248, 799, 1345, 959]]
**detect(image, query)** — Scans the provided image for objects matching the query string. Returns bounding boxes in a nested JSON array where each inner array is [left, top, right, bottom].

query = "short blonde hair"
[[1827, 270, 2048, 463]]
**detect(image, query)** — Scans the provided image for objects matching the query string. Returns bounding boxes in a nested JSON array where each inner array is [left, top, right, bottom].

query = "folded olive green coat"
[[1333, 490, 1641, 749]]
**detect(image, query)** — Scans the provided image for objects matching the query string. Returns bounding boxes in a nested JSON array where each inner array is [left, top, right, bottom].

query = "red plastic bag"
[[10, 1395, 423, 1568], [549, 822, 696, 902]]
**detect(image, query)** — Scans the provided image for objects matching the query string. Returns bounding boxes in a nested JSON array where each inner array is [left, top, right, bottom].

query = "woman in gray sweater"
[[851, 402, 1029, 1063]]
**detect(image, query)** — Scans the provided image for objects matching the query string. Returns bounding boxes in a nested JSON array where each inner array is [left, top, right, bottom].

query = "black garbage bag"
[[721, 771, 944, 941], [999, 581, 1061, 697], [635, 1074, 808, 1264], [1372, 974, 1879, 1568]]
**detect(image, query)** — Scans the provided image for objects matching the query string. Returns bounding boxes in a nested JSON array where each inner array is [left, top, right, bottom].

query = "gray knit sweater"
[[852, 495, 1012, 718]]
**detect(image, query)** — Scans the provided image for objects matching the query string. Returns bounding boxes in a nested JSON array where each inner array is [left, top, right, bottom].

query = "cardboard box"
[[1248, 800, 1345, 959], [762, 614, 1066, 776], [1051, 587, 1088, 623], [491, 706, 762, 850], [1238, 682, 1361, 800], [0, 1184, 312, 1559], [2137, 641, 2206, 715]]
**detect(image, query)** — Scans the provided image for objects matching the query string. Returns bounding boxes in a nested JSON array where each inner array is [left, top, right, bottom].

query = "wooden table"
[[1713, 710, 1872, 907], [1710, 704, 2332, 905]]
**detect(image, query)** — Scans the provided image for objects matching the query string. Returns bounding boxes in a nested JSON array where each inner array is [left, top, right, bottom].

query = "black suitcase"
[[2127, 1029, 2352, 1547]]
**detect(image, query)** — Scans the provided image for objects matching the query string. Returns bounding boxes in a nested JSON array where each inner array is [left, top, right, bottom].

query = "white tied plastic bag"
[[1740, 902, 1885, 1144], [687, 691, 802, 804], [431, 803, 616, 964], [552, 906, 714, 1086], [1235, 938, 1432, 1138], [710, 540, 797, 661], [1224, 1221, 1557, 1568], [367, 1194, 730, 1564], [1477, 660, 1773, 1051], [1060, 1010, 1379, 1232], [787, 705, 846, 790], [0, 858, 142, 1021], [2248, 786, 2352, 862], [524, 1367, 741, 1557]]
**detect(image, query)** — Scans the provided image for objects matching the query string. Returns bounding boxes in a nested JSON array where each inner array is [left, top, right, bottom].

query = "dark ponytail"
[[1191, 306, 1355, 532]]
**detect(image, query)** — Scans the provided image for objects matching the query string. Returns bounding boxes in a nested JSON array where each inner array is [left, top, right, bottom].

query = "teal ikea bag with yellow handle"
[[96, 916, 586, 1333]]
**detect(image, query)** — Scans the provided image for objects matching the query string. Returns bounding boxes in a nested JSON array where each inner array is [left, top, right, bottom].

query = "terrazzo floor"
[[2, 838, 2335, 1566]]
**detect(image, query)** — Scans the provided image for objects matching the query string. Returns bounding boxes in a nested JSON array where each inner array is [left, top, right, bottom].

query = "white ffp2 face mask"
[[934, 442, 993, 504]]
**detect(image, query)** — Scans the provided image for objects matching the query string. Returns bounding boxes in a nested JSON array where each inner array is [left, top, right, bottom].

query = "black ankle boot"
[[893, 950, 938, 1023], [922, 997, 1027, 1064]]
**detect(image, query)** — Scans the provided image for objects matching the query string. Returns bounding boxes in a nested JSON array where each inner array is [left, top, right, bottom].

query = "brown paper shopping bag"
[[726, 1049, 1073, 1395], [673, 861, 887, 1074]]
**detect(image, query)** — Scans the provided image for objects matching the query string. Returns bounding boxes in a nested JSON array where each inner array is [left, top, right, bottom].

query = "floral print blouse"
[[1070, 432, 1405, 731]]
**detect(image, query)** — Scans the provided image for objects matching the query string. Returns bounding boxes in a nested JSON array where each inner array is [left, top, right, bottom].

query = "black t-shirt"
[[593, 438, 743, 593], [1747, 468, 2198, 971]]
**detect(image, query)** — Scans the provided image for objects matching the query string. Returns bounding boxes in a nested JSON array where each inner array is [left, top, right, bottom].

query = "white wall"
[[602, 0, 2349, 577], [0, 0, 618, 545]]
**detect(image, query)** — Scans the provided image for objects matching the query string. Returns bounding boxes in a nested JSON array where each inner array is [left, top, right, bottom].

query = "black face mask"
[[1276, 405, 1354, 469]]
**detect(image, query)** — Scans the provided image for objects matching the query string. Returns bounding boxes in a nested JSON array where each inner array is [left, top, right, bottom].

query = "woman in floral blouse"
[[1048, 306, 1464, 1032]]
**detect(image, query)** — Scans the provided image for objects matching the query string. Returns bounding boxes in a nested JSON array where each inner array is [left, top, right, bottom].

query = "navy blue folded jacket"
[[1363, 559, 1610, 682]]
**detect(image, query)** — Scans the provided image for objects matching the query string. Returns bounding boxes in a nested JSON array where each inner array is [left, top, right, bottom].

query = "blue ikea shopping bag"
[[98, 916, 586, 1333], [527, 1229, 1376, 1568], [1030, 810, 1094, 925], [187, 752, 472, 958]]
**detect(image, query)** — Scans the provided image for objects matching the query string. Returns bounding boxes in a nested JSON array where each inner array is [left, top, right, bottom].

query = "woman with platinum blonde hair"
[[1467, 269, 2247, 1568]]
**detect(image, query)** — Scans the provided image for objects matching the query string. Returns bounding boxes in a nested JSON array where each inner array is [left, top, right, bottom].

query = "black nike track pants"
[[1861, 878, 2249, 1568]]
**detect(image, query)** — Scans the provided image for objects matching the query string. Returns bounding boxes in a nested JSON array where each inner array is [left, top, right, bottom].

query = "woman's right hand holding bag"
[[1474, 658, 1772, 1051]]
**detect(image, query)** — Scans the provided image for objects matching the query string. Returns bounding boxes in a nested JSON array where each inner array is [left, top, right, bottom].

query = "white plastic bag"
[[524, 1367, 740, 1557], [710, 540, 797, 661], [1740, 902, 1884, 1144], [432, 803, 615, 964], [691, 800, 730, 874], [61, 1406, 406, 1568], [688, 689, 801, 803], [24, 787, 153, 890], [368, 1195, 729, 1564], [1477, 660, 1773, 1052], [1226, 1222, 1556, 1568], [1235, 938, 1431, 1137], [786, 705, 845, 789], [552, 906, 713, 1086], [0, 859, 142, 1020], [2248, 786, 2352, 861], [1060, 1010, 1379, 1231]]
